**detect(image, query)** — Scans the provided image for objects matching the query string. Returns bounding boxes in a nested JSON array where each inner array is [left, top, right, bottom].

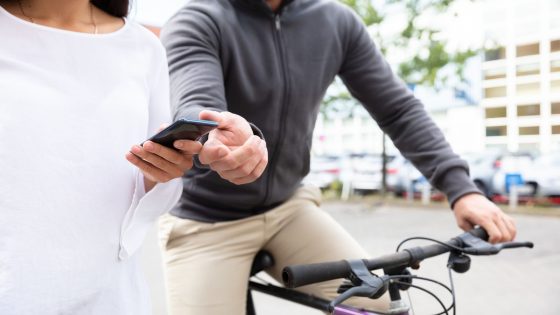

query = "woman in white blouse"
[[0, 0, 201, 313]]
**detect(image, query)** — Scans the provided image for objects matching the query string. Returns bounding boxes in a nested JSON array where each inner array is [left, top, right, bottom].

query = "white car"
[[491, 155, 536, 197], [345, 154, 384, 192], [386, 155, 423, 196], [523, 153, 560, 203], [303, 155, 341, 189]]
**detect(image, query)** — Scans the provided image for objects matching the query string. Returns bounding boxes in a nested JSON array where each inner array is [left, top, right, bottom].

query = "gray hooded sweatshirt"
[[161, 0, 481, 222]]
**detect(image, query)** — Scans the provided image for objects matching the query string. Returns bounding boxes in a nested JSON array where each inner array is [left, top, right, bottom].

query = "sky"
[[130, 0, 187, 26]]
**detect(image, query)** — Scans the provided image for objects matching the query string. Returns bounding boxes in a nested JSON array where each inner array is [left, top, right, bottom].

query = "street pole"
[[381, 133, 387, 197]]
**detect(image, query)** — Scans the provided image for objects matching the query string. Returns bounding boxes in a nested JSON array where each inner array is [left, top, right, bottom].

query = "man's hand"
[[126, 124, 203, 192], [453, 193, 516, 243], [178, 110, 268, 185]]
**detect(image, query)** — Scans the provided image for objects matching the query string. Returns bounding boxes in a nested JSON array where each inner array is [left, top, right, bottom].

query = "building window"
[[487, 143, 508, 151], [484, 86, 507, 98], [519, 126, 539, 135], [484, 68, 506, 80], [516, 83, 540, 96], [552, 102, 560, 115], [552, 39, 560, 53], [516, 43, 539, 57], [553, 125, 560, 134], [486, 126, 507, 137], [517, 104, 540, 116], [516, 63, 540, 77], [485, 107, 507, 118], [552, 80, 560, 94], [485, 47, 506, 61], [518, 143, 539, 151], [552, 60, 560, 73]]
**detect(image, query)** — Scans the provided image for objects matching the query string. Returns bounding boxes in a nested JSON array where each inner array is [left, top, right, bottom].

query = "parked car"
[[302, 155, 341, 189], [490, 153, 537, 197], [465, 150, 536, 198], [344, 154, 386, 192], [523, 153, 560, 203], [386, 155, 423, 196]]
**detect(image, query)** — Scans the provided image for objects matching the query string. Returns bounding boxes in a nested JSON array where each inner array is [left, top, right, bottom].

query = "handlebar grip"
[[468, 227, 489, 241], [283, 228, 492, 289], [282, 260, 350, 289]]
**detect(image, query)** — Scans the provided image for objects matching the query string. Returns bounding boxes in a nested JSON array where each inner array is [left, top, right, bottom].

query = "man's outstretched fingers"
[[173, 139, 203, 153], [230, 157, 268, 185], [220, 151, 261, 179], [198, 143, 229, 165], [211, 136, 261, 174], [228, 141, 268, 184], [199, 110, 225, 126]]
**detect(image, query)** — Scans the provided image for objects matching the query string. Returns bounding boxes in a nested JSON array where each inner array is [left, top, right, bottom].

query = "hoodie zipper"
[[275, 14, 281, 30], [261, 13, 290, 206]]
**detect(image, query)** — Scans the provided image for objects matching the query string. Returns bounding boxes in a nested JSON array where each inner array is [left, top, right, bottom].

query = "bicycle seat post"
[[247, 250, 275, 315]]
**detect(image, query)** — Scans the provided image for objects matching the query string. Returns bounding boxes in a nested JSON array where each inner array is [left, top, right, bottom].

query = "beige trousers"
[[158, 186, 389, 314]]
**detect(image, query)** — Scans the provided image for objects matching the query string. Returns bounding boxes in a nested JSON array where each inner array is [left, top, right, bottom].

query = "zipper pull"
[[275, 15, 281, 30]]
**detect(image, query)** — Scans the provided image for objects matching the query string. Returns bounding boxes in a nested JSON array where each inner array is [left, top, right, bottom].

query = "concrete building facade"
[[482, 0, 560, 153]]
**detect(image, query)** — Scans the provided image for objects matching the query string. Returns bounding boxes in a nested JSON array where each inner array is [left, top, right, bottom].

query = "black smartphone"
[[143, 119, 219, 149]]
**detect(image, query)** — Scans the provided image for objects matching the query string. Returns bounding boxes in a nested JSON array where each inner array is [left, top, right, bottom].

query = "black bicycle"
[[246, 227, 533, 315]]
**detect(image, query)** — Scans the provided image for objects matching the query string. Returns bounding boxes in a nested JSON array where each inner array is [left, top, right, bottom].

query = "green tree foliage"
[[386, 0, 478, 86], [322, 1, 480, 194], [323, 0, 479, 117]]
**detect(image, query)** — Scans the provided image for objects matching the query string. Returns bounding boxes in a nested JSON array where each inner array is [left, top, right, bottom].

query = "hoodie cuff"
[[437, 168, 483, 208], [249, 123, 264, 139]]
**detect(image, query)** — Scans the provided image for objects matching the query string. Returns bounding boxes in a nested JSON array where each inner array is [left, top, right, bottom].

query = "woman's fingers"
[[129, 145, 185, 181], [126, 152, 174, 183], [143, 141, 185, 165]]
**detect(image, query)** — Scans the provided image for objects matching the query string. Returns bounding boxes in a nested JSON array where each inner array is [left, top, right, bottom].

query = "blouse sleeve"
[[118, 43, 183, 260]]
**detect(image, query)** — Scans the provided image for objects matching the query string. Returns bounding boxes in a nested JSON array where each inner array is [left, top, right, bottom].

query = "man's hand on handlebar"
[[452, 193, 516, 243]]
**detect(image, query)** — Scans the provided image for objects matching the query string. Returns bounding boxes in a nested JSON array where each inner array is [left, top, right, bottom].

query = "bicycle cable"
[[393, 235, 467, 315], [395, 237, 466, 253], [407, 289, 416, 315], [392, 281, 449, 315], [384, 275, 455, 315], [351, 274, 454, 315], [447, 267, 457, 315]]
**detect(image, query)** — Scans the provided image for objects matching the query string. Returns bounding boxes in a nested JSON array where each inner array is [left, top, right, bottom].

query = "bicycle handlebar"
[[283, 228, 491, 289]]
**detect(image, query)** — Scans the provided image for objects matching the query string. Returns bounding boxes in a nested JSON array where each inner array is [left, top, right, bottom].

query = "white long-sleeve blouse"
[[0, 6, 182, 314]]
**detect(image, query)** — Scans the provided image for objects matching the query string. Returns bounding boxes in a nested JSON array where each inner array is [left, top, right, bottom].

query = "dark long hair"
[[91, 0, 130, 17]]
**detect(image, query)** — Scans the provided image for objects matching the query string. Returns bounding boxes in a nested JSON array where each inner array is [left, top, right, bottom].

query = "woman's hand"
[[126, 132, 202, 192]]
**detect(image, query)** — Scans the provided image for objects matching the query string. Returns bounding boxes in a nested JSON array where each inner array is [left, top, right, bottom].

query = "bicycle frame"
[[248, 280, 409, 315], [248, 228, 533, 315]]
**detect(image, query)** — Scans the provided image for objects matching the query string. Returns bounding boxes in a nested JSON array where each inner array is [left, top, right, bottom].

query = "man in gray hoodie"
[[158, 0, 517, 313]]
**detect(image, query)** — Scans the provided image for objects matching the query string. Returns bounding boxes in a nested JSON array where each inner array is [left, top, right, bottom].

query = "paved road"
[[141, 201, 560, 315]]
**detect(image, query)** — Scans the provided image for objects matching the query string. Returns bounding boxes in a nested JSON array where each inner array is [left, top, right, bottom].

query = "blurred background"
[[131, 0, 560, 314]]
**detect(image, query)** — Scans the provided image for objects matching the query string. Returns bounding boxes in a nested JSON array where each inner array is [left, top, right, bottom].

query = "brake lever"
[[328, 260, 388, 312], [495, 241, 534, 251], [457, 231, 534, 256], [328, 286, 377, 313]]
